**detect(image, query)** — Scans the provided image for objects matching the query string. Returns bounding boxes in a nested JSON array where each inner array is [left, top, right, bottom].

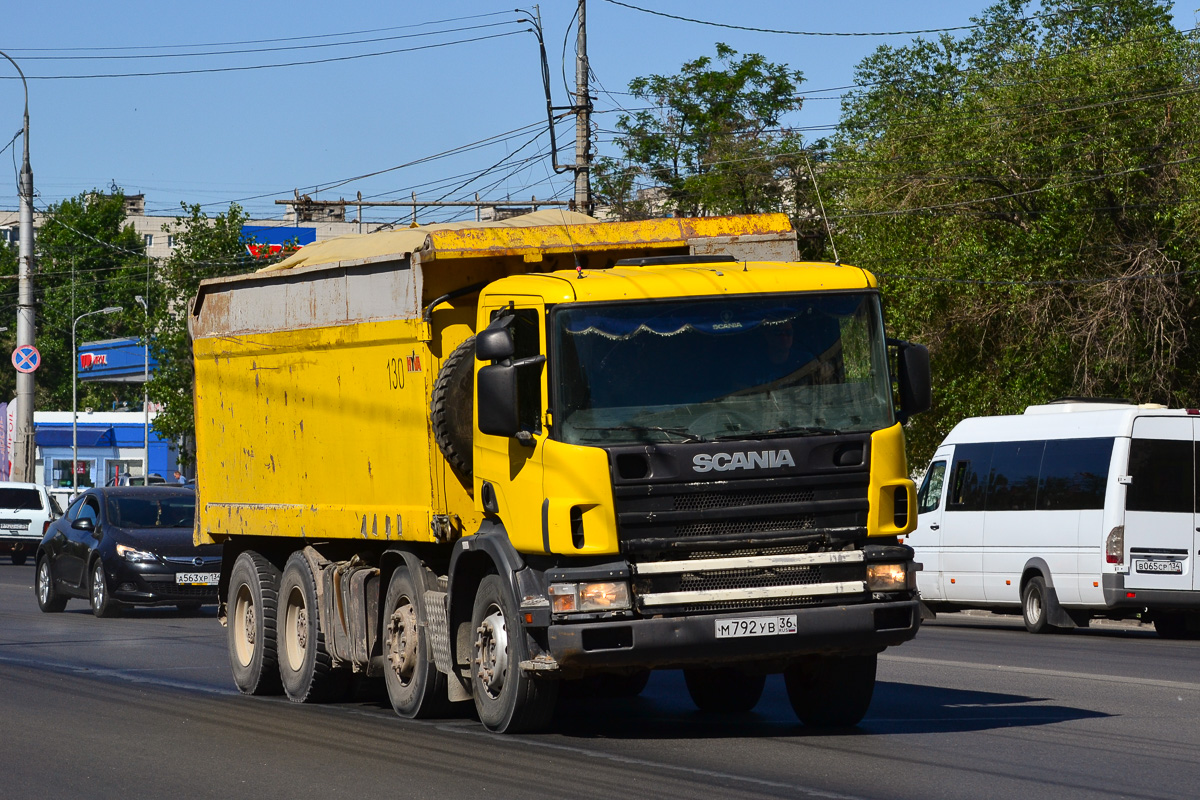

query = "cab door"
[[911, 448, 951, 600], [1123, 417, 1195, 592], [474, 301, 550, 554]]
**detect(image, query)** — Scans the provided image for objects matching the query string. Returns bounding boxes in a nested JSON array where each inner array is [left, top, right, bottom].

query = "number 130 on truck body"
[[189, 212, 931, 732]]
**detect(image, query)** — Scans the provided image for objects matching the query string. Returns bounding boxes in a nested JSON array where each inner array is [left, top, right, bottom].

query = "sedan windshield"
[[554, 293, 894, 445], [106, 496, 196, 528]]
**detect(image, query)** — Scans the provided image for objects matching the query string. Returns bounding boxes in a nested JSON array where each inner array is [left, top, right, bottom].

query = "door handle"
[[929, 523, 940, 531]]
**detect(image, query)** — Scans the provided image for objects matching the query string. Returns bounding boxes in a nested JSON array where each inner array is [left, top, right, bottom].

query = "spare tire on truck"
[[431, 336, 475, 484]]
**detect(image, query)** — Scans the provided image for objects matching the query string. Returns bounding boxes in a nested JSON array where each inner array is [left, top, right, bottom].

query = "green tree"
[[597, 43, 823, 248], [146, 203, 259, 466], [829, 0, 1200, 462], [34, 191, 148, 412]]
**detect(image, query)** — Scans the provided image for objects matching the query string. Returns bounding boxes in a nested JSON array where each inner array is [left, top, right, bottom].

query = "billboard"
[[77, 338, 157, 383]]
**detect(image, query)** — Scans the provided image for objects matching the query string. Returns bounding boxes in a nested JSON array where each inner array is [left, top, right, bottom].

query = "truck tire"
[[227, 551, 283, 696], [470, 574, 558, 733], [277, 552, 341, 703], [562, 670, 653, 699], [1154, 612, 1200, 640], [430, 336, 475, 482], [785, 654, 877, 728], [35, 555, 67, 613], [683, 668, 765, 713], [383, 566, 450, 718], [89, 558, 120, 618]]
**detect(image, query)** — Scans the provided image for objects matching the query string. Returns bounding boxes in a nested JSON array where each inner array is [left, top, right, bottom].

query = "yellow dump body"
[[189, 212, 809, 548]]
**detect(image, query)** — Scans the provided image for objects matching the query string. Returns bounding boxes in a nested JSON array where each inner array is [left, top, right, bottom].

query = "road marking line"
[[882, 654, 1200, 692]]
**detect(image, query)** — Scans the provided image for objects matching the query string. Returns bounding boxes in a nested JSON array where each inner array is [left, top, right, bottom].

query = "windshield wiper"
[[575, 425, 707, 443], [713, 425, 840, 441]]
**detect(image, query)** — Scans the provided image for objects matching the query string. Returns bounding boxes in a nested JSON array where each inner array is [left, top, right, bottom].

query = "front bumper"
[[545, 598, 920, 672], [103, 560, 220, 606]]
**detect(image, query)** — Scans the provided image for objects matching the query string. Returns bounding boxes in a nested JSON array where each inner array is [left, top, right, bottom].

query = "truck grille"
[[614, 469, 870, 613], [613, 472, 868, 554]]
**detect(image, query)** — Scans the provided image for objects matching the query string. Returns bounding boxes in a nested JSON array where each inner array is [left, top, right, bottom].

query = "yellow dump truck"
[[190, 210, 931, 732]]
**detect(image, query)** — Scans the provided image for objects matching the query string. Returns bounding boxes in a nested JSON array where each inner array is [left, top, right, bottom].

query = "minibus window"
[[1127, 438, 1192, 513], [946, 443, 992, 511], [1037, 437, 1114, 510], [918, 461, 946, 514], [987, 440, 1044, 511]]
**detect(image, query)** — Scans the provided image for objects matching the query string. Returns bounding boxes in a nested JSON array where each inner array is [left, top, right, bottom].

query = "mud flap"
[[424, 589, 471, 702], [1043, 585, 1078, 629]]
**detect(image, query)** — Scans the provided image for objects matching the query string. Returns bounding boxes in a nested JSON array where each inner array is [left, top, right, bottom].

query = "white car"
[[0, 482, 61, 565]]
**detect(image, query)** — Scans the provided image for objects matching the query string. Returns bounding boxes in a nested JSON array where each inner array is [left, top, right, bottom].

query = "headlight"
[[866, 563, 909, 591], [116, 543, 158, 563], [548, 581, 631, 613]]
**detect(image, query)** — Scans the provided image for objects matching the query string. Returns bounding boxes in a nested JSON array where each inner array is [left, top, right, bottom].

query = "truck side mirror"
[[891, 340, 931, 422], [476, 316, 516, 362], [478, 364, 520, 437]]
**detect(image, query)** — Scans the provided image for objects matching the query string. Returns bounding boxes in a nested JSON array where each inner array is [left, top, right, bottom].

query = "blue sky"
[[1, 1, 1194, 223]]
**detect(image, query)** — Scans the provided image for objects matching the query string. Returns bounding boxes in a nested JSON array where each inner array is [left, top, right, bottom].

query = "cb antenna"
[[804, 152, 840, 266]]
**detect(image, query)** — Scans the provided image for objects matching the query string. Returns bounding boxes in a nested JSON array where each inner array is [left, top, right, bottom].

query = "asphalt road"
[[1, 561, 1197, 800]]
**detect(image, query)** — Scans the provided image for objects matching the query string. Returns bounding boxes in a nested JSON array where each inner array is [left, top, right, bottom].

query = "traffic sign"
[[12, 345, 40, 374]]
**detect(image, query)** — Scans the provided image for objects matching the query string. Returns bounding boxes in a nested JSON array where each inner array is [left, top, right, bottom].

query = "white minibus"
[[912, 400, 1200, 638]]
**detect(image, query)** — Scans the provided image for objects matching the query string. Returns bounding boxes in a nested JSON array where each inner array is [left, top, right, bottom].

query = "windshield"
[[554, 293, 894, 445], [106, 496, 196, 528]]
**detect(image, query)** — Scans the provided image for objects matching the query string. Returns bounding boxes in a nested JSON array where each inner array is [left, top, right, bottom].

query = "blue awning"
[[36, 426, 116, 448]]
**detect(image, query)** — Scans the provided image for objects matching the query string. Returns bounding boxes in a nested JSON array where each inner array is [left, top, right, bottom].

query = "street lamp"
[[72, 306, 122, 495], [134, 295, 149, 484]]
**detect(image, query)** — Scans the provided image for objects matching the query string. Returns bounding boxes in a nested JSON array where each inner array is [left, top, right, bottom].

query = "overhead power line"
[[7, 30, 526, 80], [2, 11, 515, 53], [599, 0, 1124, 38]]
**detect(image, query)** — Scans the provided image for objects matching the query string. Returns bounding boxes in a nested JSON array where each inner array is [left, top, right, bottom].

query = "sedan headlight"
[[116, 543, 158, 563], [548, 581, 631, 614], [866, 563, 909, 592]]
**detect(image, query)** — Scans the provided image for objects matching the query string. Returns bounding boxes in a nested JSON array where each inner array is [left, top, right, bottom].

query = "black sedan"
[[34, 487, 220, 617]]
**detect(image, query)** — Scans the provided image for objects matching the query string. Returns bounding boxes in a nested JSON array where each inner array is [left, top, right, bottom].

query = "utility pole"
[[531, 2, 592, 214], [1, 51, 36, 483], [574, 0, 592, 214]]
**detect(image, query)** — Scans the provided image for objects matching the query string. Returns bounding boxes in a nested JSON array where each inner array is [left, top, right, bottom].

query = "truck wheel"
[[785, 653, 877, 728], [277, 553, 341, 703], [1154, 612, 1200, 640], [562, 670, 652, 699], [227, 551, 283, 695], [470, 574, 558, 733], [35, 556, 67, 613], [89, 559, 120, 618], [684, 668, 765, 713], [430, 336, 475, 482], [383, 566, 450, 718], [1021, 576, 1057, 634]]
